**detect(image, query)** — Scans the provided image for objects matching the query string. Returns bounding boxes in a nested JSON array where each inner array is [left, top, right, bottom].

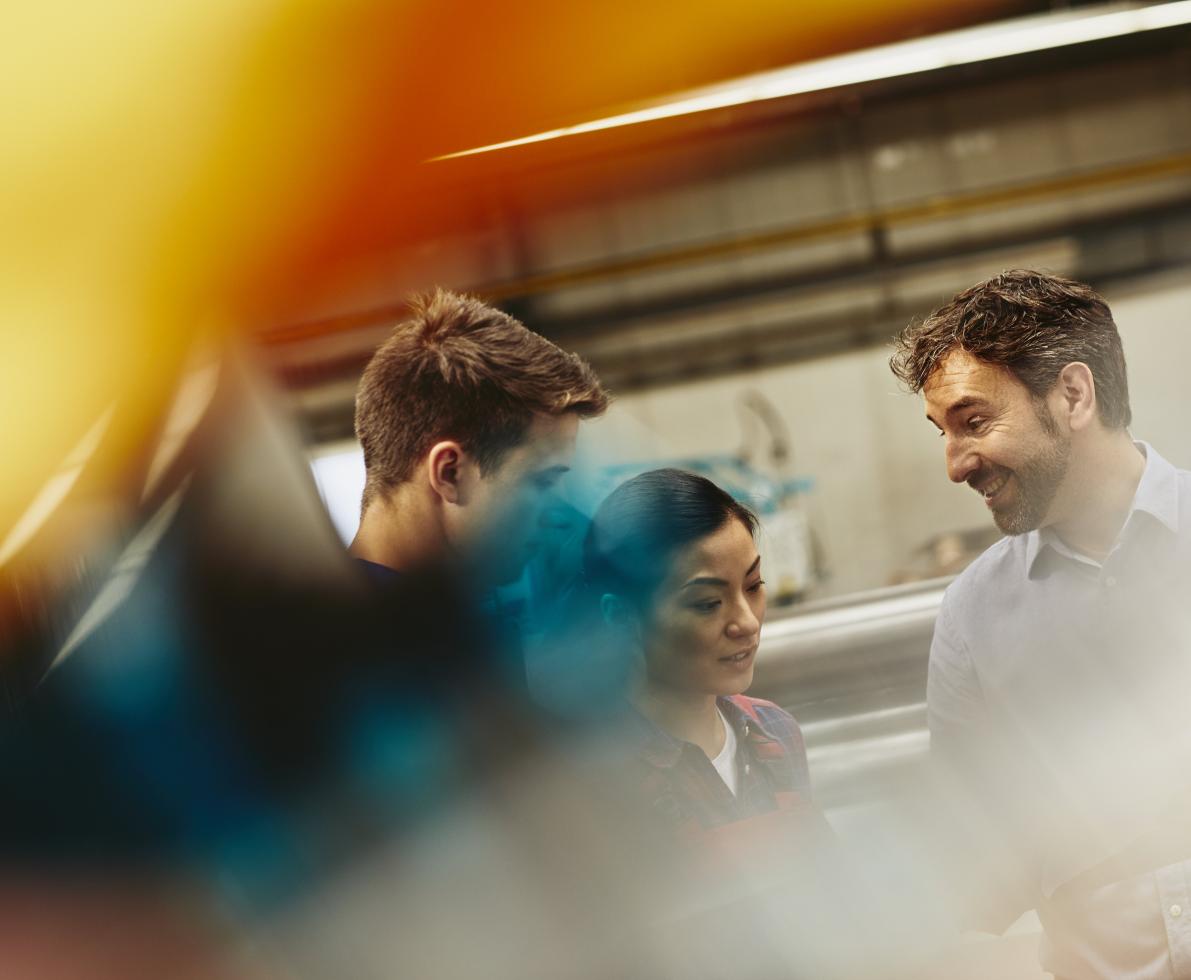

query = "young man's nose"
[[537, 503, 573, 531]]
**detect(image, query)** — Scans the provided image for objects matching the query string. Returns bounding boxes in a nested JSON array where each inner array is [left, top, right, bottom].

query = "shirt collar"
[[1026, 441, 1179, 575], [1128, 441, 1181, 534], [628, 696, 779, 769]]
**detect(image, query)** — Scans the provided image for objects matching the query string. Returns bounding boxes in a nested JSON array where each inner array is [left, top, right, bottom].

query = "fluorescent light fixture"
[[435, 1, 1191, 160]]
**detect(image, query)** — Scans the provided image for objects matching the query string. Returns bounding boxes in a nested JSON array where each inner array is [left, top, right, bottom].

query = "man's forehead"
[[516, 412, 580, 465], [923, 349, 1010, 405]]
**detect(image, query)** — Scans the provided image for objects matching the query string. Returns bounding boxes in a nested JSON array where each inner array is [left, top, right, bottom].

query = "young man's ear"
[[1055, 362, 1097, 432], [426, 440, 467, 504]]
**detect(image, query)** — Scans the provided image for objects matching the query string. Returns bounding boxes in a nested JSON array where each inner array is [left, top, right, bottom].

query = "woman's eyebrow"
[[681, 556, 761, 590], [681, 576, 726, 590]]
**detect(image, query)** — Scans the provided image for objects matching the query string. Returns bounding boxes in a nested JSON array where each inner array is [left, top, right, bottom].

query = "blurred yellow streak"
[[0, 0, 386, 548]]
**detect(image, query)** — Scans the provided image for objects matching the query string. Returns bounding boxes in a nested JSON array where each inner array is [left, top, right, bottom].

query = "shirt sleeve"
[[926, 593, 987, 751], [769, 706, 812, 799], [927, 589, 1038, 930], [743, 698, 812, 799]]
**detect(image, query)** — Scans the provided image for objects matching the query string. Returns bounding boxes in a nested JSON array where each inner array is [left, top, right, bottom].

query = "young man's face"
[[457, 413, 580, 587], [923, 349, 1072, 535]]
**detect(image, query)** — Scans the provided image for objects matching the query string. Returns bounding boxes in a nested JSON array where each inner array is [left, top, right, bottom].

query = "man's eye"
[[967, 417, 986, 431]]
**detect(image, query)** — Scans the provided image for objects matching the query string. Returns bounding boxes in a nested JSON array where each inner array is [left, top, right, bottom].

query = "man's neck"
[[1049, 434, 1145, 561], [634, 682, 724, 759], [349, 485, 445, 573]]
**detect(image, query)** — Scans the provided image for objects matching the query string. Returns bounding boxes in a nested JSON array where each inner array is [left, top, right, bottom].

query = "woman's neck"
[[634, 682, 725, 759]]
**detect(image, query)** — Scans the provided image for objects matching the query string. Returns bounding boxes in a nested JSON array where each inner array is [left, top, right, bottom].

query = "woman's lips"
[[719, 646, 757, 667]]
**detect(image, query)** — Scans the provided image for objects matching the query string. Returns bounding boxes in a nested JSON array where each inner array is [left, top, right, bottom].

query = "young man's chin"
[[488, 564, 528, 588]]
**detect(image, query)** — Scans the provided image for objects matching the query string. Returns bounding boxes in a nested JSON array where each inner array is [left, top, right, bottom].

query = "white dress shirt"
[[929, 443, 1191, 978]]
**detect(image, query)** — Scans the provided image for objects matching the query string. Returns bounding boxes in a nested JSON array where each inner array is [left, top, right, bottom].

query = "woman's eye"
[[747, 579, 766, 593], [690, 600, 721, 613]]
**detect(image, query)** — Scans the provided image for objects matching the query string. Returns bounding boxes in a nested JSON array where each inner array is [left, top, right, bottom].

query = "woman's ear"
[[600, 593, 640, 640], [600, 592, 626, 626]]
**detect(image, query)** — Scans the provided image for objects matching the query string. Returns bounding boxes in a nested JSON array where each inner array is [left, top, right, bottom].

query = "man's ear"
[[1055, 362, 1097, 432], [426, 440, 467, 504]]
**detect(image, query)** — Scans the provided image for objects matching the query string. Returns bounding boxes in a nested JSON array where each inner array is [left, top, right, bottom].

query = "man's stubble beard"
[[993, 401, 1071, 536]]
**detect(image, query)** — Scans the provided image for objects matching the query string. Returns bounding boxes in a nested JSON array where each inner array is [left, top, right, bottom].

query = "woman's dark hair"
[[583, 468, 758, 608]]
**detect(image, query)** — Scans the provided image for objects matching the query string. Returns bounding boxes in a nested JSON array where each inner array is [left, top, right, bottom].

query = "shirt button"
[[1171, 905, 1183, 918]]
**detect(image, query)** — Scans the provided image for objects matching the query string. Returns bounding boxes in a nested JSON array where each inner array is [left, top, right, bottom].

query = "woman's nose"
[[726, 603, 760, 639]]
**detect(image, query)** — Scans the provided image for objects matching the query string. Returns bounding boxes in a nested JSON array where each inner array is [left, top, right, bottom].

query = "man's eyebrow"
[[534, 464, 570, 475], [927, 396, 983, 429], [947, 396, 982, 415]]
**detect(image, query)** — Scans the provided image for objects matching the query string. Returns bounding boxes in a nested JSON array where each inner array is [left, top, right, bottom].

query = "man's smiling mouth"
[[974, 473, 1009, 501]]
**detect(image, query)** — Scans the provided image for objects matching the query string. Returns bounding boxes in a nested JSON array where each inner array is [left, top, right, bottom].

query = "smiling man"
[[892, 270, 1191, 979], [351, 289, 607, 589]]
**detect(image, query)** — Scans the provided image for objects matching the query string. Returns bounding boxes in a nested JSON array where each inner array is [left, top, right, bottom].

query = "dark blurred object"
[[0, 346, 513, 896]]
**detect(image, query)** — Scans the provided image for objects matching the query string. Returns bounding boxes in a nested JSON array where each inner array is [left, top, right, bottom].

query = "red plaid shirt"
[[629, 695, 813, 837]]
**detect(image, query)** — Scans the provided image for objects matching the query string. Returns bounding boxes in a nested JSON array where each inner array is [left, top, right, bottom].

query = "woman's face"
[[641, 517, 766, 697]]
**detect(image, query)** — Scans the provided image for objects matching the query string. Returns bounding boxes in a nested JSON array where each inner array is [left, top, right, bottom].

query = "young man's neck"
[[349, 483, 445, 574], [634, 682, 725, 760], [1050, 431, 1145, 561]]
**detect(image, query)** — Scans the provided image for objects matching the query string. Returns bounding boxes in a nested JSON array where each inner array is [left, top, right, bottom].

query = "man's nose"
[[537, 502, 573, 531], [945, 436, 980, 485]]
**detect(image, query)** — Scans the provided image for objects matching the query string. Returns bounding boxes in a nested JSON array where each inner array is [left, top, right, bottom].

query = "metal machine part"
[[750, 576, 949, 809]]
